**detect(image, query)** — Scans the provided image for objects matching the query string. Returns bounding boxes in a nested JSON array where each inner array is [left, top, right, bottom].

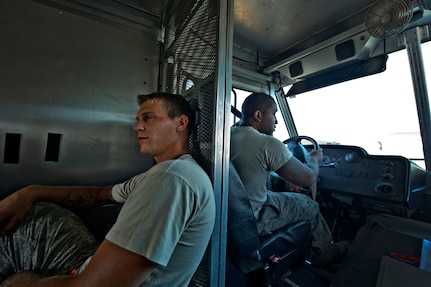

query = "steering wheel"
[[283, 136, 320, 164]]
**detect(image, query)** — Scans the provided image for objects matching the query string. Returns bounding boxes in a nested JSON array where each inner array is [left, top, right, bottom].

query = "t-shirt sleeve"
[[110, 173, 144, 203], [105, 169, 195, 267], [264, 137, 293, 171]]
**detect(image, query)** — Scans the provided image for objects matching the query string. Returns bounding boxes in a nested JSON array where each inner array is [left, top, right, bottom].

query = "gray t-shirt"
[[230, 126, 293, 216], [107, 154, 215, 287]]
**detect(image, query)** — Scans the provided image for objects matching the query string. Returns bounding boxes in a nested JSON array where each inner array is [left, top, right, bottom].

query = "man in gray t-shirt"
[[230, 92, 348, 267], [0, 92, 215, 287]]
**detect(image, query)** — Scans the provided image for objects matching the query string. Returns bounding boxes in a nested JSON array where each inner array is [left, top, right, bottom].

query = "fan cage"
[[365, 0, 414, 38]]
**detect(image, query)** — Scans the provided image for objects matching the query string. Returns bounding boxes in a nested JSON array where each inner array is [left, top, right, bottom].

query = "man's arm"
[[0, 185, 112, 236], [276, 149, 323, 187], [18, 185, 113, 209], [0, 239, 156, 287]]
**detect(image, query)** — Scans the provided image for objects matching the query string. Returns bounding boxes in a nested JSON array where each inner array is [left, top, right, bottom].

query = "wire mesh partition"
[[161, 0, 218, 174], [160, 0, 220, 286]]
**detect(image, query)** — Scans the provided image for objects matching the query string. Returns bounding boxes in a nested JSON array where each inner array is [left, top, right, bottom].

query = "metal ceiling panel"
[[233, 0, 375, 60]]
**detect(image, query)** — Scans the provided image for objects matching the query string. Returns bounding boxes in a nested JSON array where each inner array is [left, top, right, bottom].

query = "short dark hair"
[[241, 92, 275, 120], [137, 92, 195, 134]]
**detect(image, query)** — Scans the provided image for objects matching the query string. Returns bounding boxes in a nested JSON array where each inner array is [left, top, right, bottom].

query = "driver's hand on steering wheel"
[[308, 148, 323, 164]]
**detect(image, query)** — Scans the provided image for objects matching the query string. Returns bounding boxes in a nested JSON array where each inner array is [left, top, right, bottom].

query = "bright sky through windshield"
[[285, 41, 431, 166]]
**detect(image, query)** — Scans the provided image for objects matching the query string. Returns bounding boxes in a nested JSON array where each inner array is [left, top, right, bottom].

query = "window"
[[231, 42, 431, 169], [231, 89, 289, 141], [284, 43, 431, 168]]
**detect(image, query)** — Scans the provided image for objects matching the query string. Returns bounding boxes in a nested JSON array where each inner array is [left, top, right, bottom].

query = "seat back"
[[75, 202, 122, 243], [227, 163, 263, 273], [227, 163, 311, 277]]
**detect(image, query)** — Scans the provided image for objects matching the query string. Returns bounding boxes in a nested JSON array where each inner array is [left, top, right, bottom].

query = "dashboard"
[[317, 144, 428, 217], [268, 144, 429, 217]]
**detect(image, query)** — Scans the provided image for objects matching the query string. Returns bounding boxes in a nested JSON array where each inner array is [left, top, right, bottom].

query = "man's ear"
[[176, 115, 189, 132], [253, 110, 263, 122]]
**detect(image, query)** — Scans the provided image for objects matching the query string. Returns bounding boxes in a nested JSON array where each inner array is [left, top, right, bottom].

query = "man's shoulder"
[[156, 155, 211, 184], [231, 125, 256, 134], [232, 125, 264, 140], [163, 154, 201, 171], [232, 126, 283, 145]]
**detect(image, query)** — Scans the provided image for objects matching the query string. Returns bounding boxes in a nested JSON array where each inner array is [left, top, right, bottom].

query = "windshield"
[[284, 42, 431, 168], [232, 42, 431, 169]]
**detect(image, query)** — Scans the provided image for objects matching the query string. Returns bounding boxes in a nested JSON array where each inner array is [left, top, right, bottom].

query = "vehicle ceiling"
[[39, 0, 376, 56], [233, 0, 376, 61], [109, 0, 375, 52], [33, 0, 431, 86]]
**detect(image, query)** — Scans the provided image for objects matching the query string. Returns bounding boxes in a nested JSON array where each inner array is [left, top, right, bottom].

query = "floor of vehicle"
[[226, 189, 431, 287], [330, 216, 423, 287], [286, 214, 425, 287], [283, 261, 334, 287]]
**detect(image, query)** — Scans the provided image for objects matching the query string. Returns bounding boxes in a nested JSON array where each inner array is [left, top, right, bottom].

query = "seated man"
[[230, 92, 347, 267], [0, 92, 216, 287]]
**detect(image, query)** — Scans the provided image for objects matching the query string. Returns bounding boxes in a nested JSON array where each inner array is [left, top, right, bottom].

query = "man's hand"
[[0, 187, 34, 237], [308, 148, 324, 165]]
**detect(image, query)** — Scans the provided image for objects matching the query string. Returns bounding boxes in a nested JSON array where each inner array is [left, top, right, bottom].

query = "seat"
[[226, 163, 311, 287], [74, 202, 122, 243]]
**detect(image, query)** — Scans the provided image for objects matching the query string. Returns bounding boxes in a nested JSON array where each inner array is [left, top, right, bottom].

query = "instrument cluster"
[[316, 144, 426, 217]]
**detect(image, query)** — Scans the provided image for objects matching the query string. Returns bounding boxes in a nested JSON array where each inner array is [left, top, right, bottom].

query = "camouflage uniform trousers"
[[256, 190, 333, 255], [0, 202, 98, 282]]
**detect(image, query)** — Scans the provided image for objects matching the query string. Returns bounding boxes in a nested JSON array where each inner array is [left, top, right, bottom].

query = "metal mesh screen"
[[161, 0, 218, 174], [160, 0, 219, 286]]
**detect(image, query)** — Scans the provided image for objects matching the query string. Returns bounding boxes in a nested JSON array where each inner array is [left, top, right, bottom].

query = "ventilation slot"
[[45, 133, 62, 162], [289, 61, 303, 77], [335, 39, 356, 61], [3, 133, 22, 164]]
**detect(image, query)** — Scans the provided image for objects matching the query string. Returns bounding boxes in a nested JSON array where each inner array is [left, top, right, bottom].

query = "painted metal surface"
[[0, 0, 159, 196]]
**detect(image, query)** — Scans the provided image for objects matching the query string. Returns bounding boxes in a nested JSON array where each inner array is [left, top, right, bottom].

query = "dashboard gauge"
[[345, 151, 363, 163]]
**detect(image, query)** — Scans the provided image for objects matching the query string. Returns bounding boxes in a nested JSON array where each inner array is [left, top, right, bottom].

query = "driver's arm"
[[275, 149, 323, 187], [0, 239, 156, 287]]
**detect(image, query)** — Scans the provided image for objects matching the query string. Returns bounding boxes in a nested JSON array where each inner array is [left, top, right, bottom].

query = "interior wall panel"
[[0, 0, 159, 197]]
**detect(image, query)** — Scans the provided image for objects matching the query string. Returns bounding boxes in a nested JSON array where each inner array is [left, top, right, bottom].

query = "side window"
[[231, 89, 289, 140]]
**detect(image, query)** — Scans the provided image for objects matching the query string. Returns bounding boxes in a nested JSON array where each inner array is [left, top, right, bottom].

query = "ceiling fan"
[[365, 0, 414, 38]]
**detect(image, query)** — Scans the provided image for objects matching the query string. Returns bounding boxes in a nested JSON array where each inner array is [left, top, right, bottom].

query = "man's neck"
[[154, 149, 190, 164]]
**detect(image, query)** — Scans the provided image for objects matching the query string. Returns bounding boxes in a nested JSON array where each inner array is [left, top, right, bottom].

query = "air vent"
[[3, 133, 21, 164], [374, 183, 396, 197], [289, 61, 303, 77], [335, 39, 356, 61], [45, 133, 62, 162]]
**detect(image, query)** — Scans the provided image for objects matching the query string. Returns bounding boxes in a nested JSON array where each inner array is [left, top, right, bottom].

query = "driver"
[[230, 92, 348, 267]]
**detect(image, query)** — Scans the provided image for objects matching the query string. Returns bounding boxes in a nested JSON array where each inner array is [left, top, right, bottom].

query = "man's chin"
[[139, 148, 151, 155]]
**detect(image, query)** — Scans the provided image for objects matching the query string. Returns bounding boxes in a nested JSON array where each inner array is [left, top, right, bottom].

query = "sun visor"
[[285, 54, 388, 97]]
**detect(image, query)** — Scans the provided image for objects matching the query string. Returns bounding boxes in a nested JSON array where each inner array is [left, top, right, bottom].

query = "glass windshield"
[[231, 42, 431, 169], [283, 42, 431, 168]]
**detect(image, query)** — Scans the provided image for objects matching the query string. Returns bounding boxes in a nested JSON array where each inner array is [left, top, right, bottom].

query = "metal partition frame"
[[160, 0, 233, 285]]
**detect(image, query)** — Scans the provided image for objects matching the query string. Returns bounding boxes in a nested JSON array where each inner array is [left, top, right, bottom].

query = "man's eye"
[[144, 115, 153, 121]]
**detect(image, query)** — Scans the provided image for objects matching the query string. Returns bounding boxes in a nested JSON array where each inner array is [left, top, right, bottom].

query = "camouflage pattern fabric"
[[257, 190, 333, 255], [0, 202, 98, 282]]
